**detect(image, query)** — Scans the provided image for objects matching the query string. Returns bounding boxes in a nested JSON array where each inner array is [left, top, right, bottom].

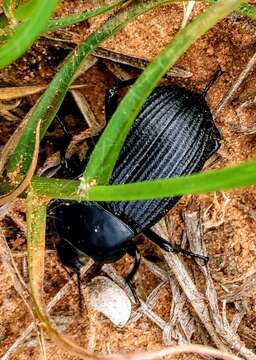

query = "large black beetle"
[[50, 76, 221, 298]]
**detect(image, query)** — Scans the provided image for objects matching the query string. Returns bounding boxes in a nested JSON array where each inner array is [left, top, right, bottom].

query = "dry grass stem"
[[0, 229, 30, 304], [214, 51, 256, 118], [0, 84, 88, 101], [93, 47, 193, 78], [202, 193, 230, 231], [0, 99, 20, 111], [220, 271, 256, 302], [181, 1, 196, 29], [71, 90, 100, 132], [0, 230, 47, 360], [152, 216, 256, 358]]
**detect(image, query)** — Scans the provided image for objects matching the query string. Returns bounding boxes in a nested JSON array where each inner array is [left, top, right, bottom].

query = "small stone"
[[207, 47, 214, 56], [85, 276, 131, 327]]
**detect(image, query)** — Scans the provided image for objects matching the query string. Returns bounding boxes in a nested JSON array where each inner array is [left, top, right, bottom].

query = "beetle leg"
[[143, 228, 209, 266], [126, 241, 141, 303], [105, 78, 136, 121], [53, 115, 77, 176], [76, 269, 85, 313], [40, 115, 75, 177]]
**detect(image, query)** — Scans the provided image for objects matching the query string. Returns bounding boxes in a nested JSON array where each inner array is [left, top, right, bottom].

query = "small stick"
[[214, 51, 256, 118]]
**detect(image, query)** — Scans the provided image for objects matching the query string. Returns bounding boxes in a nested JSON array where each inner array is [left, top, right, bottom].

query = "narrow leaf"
[[31, 160, 256, 201], [0, 0, 59, 68], [0, 121, 40, 205]]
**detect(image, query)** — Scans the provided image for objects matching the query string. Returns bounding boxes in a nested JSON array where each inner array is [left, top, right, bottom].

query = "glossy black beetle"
[[50, 74, 221, 299]]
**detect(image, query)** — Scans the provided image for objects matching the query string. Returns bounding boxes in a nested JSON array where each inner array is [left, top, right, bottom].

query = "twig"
[[214, 51, 256, 118], [181, 1, 196, 28]]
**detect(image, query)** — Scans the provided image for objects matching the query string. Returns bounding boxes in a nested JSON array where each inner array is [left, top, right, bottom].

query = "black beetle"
[[49, 74, 221, 299]]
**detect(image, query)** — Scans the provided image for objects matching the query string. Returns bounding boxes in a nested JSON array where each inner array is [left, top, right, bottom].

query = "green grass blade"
[[46, 0, 127, 32], [8, 0, 35, 20], [0, 0, 33, 28], [26, 191, 97, 358], [30, 159, 256, 201], [237, 3, 256, 19], [0, 0, 59, 68], [208, 0, 256, 19], [7, 0, 175, 174], [26, 191, 46, 299], [1, 0, 254, 29], [0, 0, 128, 31], [83, 0, 245, 186], [0, 0, 127, 42]]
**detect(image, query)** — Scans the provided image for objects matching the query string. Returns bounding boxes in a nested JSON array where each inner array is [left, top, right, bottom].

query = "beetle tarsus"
[[172, 246, 209, 266]]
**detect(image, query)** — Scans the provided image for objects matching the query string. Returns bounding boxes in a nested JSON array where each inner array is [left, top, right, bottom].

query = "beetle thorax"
[[52, 201, 135, 267]]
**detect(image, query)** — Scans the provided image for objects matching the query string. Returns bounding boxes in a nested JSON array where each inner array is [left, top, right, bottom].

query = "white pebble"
[[85, 276, 131, 327]]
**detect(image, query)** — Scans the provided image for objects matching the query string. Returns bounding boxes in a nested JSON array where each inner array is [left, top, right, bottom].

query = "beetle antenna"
[[202, 66, 224, 98]]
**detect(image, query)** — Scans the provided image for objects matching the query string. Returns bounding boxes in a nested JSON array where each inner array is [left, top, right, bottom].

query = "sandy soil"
[[0, 1, 255, 359]]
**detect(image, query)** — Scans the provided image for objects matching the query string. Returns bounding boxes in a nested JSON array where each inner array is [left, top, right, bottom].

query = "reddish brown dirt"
[[0, 1, 255, 360]]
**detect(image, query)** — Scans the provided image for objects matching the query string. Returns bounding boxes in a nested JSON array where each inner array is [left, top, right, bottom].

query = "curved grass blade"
[[83, 0, 246, 186], [0, 102, 38, 176], [26, 191, 100, 359], [46, 0, 128, 32], [0, 0, 59, 68], [0, 0, 128, 31], [7, 0, 35, 21], [208, 0, 256, 19], [7, 0, 175, 175], [0, 121, 40, 205], [30, 159, 256, 201], [1, 0, 254, 29], [0, 0, 127, 32]]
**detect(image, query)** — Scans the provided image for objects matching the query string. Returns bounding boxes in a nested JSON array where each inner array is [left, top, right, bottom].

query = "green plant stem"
[[0, 0, 128, 31], [1, 0, 254, 30], [0, 0, 59, 68], [26, 191, 46, 298], [208, 0, 256, 19], [46, 0, 128, 32], [83, 0, 246, 186], [7, 0, 175, 174], [30, 160, 256, 201], [26, 192, 98, 359]]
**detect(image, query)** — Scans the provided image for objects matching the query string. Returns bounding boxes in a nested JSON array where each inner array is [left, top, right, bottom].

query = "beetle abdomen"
[[103, 85, 221, 231]]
